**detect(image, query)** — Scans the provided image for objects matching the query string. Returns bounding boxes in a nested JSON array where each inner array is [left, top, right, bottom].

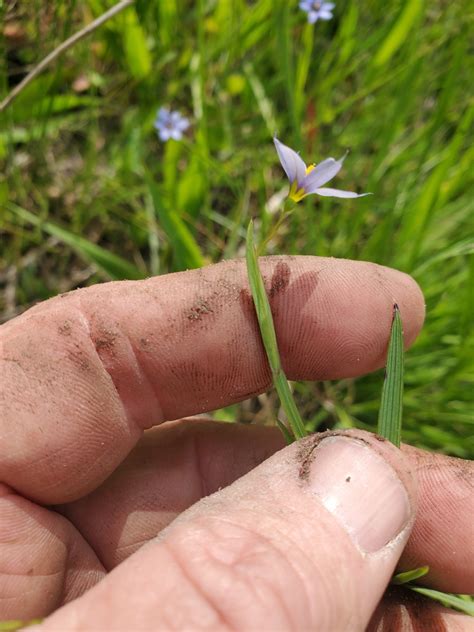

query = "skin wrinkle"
[[58, 503, 109, 574], [238, 560, 295, 631], [65, 310, 145, 487], [0, 490, 102, 618], [232, 513, 320, 629], [84, 307, 163, 432], [162, 539, 231, 631], [272, 498, 357, 629], [0, 568, 64, 581], [0, 299, 142, 502], [114, 535, 156, 560], [70, 519, 113, 573], [165, 503, 348, 630], [166, 521, 283, 632], [61, 567, 104, 607], [121, 333, 164, 429]]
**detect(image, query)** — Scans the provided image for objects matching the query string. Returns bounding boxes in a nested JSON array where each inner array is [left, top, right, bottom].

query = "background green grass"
[[1, 0, 473, 456]]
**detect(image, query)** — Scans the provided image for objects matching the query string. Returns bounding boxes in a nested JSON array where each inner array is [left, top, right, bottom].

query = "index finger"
[[0, 256, 424, 503]]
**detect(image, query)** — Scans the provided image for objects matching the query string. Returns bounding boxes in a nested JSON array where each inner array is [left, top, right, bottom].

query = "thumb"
[[37, 430, 417, 631]]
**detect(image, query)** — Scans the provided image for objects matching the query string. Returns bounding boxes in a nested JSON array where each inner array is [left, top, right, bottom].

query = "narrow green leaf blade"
[[146, 175, 205, 271], [243, 61, 277, 136], [245, 221, 281, 371], [392, 565, 430, 585], [377, 304, 404, 447], [0, 620, 42, 631], [245, 220, 306, 440], [276, 419, 295, 445], [121, 8, 152, 80], [407, 588, 474, 617], [7, 204, 143, 280], [373, 0, 424, 67]]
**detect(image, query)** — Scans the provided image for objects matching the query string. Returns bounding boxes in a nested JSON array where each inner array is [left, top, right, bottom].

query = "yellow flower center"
[[288, 164, 315, 202]]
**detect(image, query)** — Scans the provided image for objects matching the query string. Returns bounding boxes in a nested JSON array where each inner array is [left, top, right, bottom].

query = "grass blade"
[[243, 62, 277, 137], [276, 419, 295, 445], [392, 566, 430, 585], [7, 203, 143, 280], [146, 174, 205, 271], [406, 588, 474, 617], [373, 1, 424, 68], [0, 620, 42, 631], [119, 7, 152, 80], [246, 220, 306, 440], [377, 304, 404, 447], [392, 568, 474, 617]]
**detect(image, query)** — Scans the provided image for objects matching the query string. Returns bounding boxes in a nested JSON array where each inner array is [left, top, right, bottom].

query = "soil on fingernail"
[[296, 431, 374, 482]]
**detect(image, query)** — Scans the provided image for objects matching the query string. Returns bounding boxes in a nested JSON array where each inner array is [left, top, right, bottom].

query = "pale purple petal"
[[170, 112, 187, 128], [314, 187, 371, 198], [302, 153, 346, 191], [158, 128, 172, 142], [175, 118, 190, 132], [155, 106, 190, 142], [301, 1, 335, 23], [274, 137, 307, 185], [157, 106, 170, 118]]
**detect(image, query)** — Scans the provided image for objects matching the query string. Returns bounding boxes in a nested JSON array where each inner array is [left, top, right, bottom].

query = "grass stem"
[[246, 220, 307, 440]]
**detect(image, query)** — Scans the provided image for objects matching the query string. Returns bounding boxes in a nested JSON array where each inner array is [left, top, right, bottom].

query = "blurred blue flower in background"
[[274, 137, 369, 202], [154, 107, 190, 142], [299, 1, 335, 23]]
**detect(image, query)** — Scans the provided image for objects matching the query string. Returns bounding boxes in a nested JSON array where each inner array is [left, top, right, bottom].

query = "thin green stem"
[[246, 220, 307, 440], [258, 199, 296, 255]]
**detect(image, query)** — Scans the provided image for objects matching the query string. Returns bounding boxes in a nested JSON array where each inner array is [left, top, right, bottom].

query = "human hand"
[[1, 257, 472, 630]]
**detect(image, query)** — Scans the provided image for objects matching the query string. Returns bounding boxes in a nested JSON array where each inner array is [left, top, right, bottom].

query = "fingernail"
[[306, 436, 411, 553]]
